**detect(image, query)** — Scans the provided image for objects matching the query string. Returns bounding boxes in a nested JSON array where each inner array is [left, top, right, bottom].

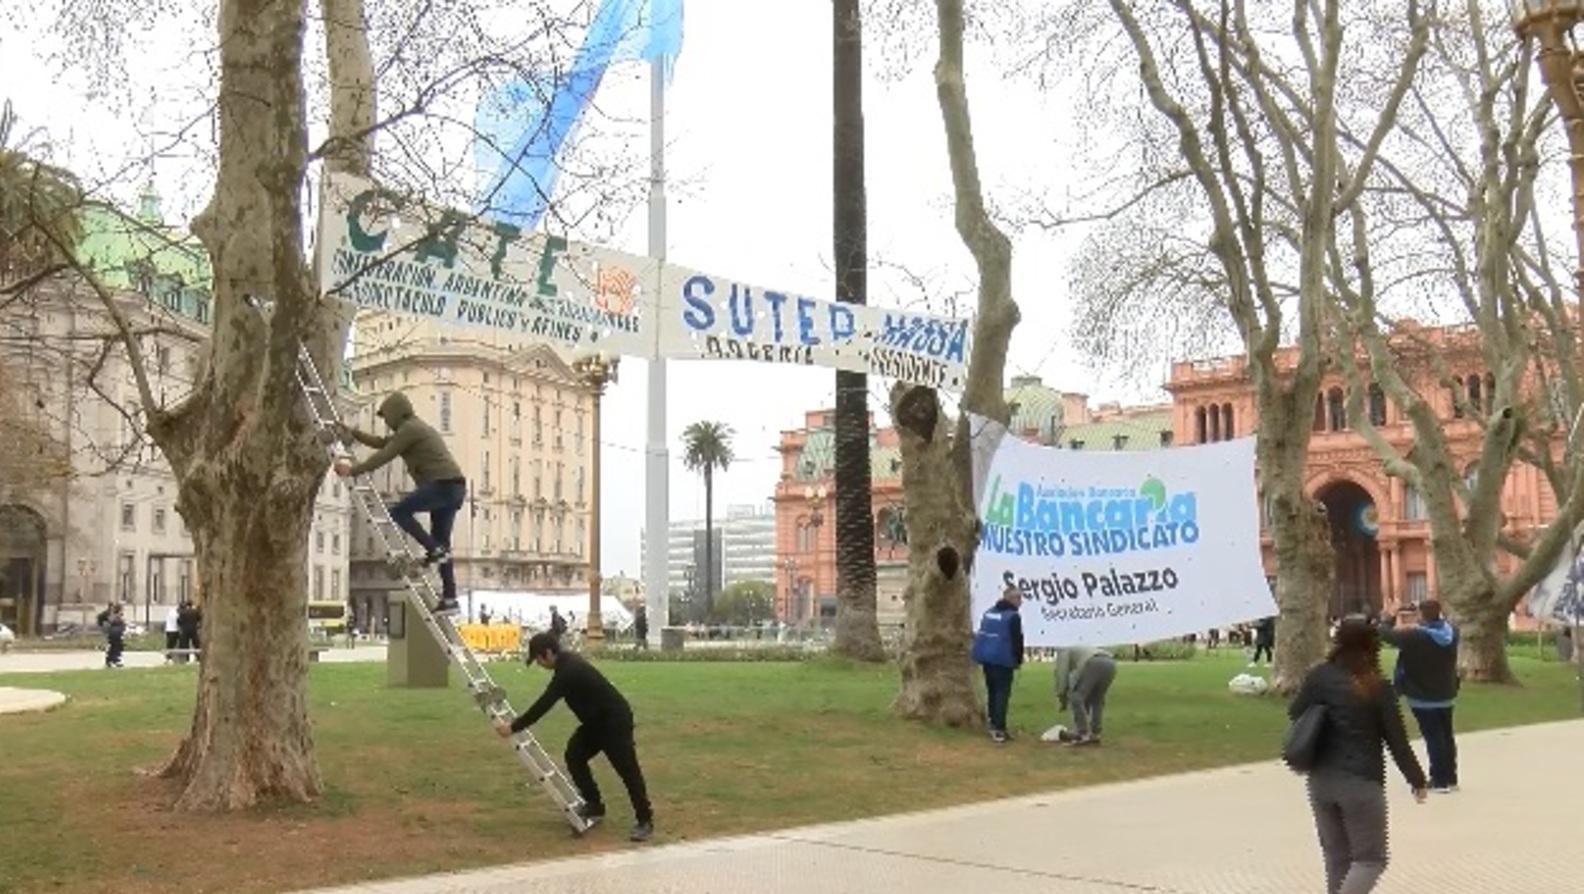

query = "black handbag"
[[1282, 704, 1327, 772]]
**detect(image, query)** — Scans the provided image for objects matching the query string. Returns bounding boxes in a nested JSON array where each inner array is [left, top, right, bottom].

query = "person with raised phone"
[[495, 632, 655, 843], [334, 392, 466, 614]]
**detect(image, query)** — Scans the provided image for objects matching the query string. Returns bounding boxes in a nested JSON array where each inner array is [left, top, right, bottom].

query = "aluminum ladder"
[[258, 299, 594, 834]]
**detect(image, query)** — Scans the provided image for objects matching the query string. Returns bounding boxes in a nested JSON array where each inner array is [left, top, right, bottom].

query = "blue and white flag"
[[475, 0, 684, 228]]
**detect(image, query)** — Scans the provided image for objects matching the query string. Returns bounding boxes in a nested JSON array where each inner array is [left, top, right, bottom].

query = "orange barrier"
[[456, 623, 522, 654]]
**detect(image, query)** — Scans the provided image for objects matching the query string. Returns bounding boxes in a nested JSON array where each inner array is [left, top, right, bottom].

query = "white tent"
[[465, 590, 636, 633]]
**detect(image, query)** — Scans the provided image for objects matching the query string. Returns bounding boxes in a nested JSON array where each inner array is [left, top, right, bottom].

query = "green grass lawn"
[[1, 651, 1577, 894]]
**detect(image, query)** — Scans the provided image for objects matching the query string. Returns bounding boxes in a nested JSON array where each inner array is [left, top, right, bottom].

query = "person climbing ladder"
[[336, 392, 466, 614]]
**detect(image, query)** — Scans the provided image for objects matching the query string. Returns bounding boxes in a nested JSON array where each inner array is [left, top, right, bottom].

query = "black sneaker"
[[575, 802, 607, 821], [433, 599, 461, 615], [989, 729, 1009, 744], [629, 821, 654, 843], [423, 548, 451, 568]]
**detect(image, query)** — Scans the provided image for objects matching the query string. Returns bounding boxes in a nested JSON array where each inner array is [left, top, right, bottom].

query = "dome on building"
[[1004, 374, 1066, 442]]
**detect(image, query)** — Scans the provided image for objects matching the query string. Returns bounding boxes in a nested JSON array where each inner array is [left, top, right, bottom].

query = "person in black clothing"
[[177, 601, 202, 659], [103, 605, 126, 668], [549, 606, 568, 639], [494, 633, 654, 842], [1289, 619, 1427, 894], [633, 605, 648, 650], [1250, 615, 1276, 666]]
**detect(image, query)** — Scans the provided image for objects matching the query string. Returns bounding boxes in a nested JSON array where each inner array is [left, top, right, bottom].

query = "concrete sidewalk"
[[0, 686, 67, 715], [0, 644, 387, 674], [299, 719, 1583, 894]]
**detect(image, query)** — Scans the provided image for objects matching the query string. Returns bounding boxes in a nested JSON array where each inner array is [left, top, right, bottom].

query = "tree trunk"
[[889, 0, 1019, 725], [155, 0, 332, 809], [890, 387, 979, 726], [1447, 581, 1515, 684], [1268, 493, 1334, 694], [831, 0, 884, 663], [702, 464, 713, 623]]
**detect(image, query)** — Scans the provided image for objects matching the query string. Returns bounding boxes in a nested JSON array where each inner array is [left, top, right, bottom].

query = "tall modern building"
[[345, 315, 598, 633], [0, 187, 350, 633], [640, 502, 776, 615]]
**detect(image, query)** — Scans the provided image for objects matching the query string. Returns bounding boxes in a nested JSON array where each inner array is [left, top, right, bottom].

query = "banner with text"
[[657, 268, 970, 390], [318, 173, 660, 357], [317, 174, 972, 389], [969, 416, 1274, 647]]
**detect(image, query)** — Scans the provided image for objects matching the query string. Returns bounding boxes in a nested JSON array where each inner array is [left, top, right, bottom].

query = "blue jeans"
[[982, 664, 1015, 733], [390, 479, 465, 601], [1410, 706, 1458, 788]]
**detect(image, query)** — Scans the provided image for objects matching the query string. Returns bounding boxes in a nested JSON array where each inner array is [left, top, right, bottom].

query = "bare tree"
[[5, 0, 626, 809], [1328, 1, 1584, 682], [1074, 0, 1428, 692], [890, 0, 1019, 726]]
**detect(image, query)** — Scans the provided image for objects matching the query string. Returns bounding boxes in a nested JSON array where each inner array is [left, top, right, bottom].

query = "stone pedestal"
[[386, 599, 450, 688]]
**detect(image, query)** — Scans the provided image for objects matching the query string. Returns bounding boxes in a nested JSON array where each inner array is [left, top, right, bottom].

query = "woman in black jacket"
[[1288, 618, 1428, 894]]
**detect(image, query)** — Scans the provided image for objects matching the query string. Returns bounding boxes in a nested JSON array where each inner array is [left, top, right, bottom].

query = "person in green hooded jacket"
[[336, 392, 466, 613]]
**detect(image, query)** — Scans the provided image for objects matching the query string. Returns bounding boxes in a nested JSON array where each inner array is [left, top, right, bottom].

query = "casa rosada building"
[[773, 324, 1565, 626], [1167, 321, 1563, 620]]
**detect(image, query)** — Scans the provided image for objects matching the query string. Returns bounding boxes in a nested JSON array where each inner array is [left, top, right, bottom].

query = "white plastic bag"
[[1228, 673, 1269, 696]]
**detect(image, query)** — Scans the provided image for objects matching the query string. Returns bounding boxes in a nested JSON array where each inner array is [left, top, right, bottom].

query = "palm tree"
[[0, 100, 84, 279], [830, 0, 884, 661], [681, 421, 734, 622]]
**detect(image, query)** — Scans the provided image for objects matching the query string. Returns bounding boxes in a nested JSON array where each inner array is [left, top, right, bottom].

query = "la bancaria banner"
[[656, 267, 971, 390], [968, 416, 1275, 647], [317, 173, 660, 357]]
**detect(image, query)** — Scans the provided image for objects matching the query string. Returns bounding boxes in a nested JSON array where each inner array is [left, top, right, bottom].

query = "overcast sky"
[[1, 1, 1159, 579]]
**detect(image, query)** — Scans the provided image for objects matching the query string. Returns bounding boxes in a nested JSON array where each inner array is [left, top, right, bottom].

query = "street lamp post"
[[572, 353, 618, 646], [1511, 1, 1584, 302], [1512, 0, 1584, 710], [802, 484, 827, 626]]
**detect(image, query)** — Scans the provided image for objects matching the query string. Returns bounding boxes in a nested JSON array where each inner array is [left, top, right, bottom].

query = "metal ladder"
[[258, 299, 594, 834]]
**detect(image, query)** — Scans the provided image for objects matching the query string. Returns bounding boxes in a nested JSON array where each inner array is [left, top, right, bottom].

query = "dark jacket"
[[1255, 616, 1276, 647], [1288, 662, 1426, 790], [1379, 617, 1459, 704], [177, 605, 201, 636], [550, 611, 568, 637], [105, 615, 127, 641], [510, 652, 633, 733], [972, 599, 1025, 668], [348, 392, 464, 483]]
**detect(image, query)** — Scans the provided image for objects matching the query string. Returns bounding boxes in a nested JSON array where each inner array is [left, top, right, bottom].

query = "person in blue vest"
[[971, 583, 1025, 743]]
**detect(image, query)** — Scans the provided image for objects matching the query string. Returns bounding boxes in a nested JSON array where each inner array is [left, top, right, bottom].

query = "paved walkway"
[[0, 686, 67, 714], [299, 719, 1583, 894], [0, 644, 387, 674]]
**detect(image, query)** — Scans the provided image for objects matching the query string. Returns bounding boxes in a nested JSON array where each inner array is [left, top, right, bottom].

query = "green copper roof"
[[788, 427, 900, 483], [1059, 411, 1174, 451], [75, 194, 213, 325], [1006, 374, 1064, 442]]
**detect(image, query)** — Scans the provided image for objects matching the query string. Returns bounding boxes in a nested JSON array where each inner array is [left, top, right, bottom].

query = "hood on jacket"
[[376, 392, 416, 430], [1421, 618, 1456, 647]]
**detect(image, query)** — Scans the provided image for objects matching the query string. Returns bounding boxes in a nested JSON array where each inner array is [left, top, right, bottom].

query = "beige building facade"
[[346, 316, 597, 632], [0, 194, 350, 633]]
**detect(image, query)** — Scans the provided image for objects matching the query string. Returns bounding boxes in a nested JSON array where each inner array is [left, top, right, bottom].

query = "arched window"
[[1450, 383, 1465, 419], [1466, 374, 1483, 413], [1464, 462, 1480, 496], [1221, 403, 1234, 440], [1404, 486, 1427, 521], [1326, 387, 1347, 432], [1209, 405, 1222, 442], [1368, 384, 1387, 427], [1195, 406, 1208, 444], [1313, 395, 1326, 432]]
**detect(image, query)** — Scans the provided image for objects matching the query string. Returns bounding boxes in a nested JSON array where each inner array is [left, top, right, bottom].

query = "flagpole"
[[643, 54, 670, 649]]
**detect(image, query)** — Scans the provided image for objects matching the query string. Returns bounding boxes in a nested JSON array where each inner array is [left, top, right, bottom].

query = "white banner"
[[316, 174, 972, 389], [657, 267, 971, 390], [970, 416, 1275, 647], [1527, 530, 1584, 627], [318, 173, 660, 356]]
